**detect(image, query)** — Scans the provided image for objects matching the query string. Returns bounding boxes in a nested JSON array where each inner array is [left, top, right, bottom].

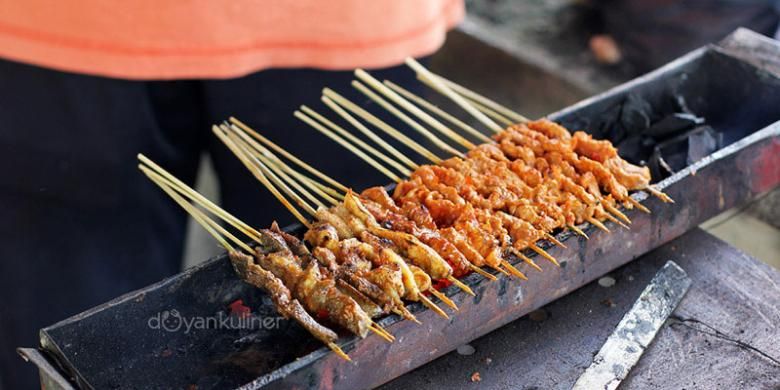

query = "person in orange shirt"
[[0, 1, 463, 387]]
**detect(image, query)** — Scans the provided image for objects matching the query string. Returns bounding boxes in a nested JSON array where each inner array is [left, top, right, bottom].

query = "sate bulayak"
[[153, 118, 665, 361]]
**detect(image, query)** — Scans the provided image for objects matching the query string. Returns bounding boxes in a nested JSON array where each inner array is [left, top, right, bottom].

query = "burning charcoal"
[[674, 93, 694, 115], [648, 148, 674, 181], [617, 135, 654, 165], [645, 113, 705, 141], [687, 125, 720, 165], [646, 124, 722, 181], [603, 106, 625, 142], [620, 93, 653, 135], [657, 136, 689, 173]]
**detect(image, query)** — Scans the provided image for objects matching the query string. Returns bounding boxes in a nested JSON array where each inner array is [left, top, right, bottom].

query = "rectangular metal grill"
[[19, 28, 780, 390]]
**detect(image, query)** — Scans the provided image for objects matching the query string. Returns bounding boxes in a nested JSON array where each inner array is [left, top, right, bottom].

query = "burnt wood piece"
[[24, 30, 780, 389], [381, 229, 780, 389]]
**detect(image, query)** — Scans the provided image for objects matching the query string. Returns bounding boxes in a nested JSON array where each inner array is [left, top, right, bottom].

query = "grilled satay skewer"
[[203, 130, 397, 341], [394, 164, 561, 267], [228, 118, 536, 278], [306, 221, 452, 319], [498, 124, 652, 214], [137, 159, 352, 361], [140, 157, 391, 342], [404, 59, 672, 204], [214, 126, 425, 324], [361, 187, 509, 278], [217, 125, 458, 317], [224, 123, 457, 314], [322, 87, 602, 241], [342, 190, 476, 296], [222, 122, 492, 294], [295, 106, 562, 271]]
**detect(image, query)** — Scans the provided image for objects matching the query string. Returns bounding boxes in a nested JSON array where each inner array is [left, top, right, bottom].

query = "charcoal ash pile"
[[585, 92, 723, 181]]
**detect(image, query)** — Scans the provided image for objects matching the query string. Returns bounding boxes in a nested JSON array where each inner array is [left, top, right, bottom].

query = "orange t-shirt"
[[0, 0, 463, 80]]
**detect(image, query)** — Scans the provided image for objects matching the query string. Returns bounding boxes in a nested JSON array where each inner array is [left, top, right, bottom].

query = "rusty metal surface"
[[23, 30, 780, 389], [246, 126, 779, 390], [17, 348, 75, 390], [719, 28, 780, 77], [381, 229, 780, 389]]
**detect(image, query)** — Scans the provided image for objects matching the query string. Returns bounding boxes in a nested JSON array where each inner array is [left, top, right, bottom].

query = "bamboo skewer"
[[428, 289, 458, 311], [544, 233, 567, 249], [447, 276, 475, 296], [587, 217, 611, 233], [320, 96, 419, 170], [295, 110, 403, 183], [225, 127, 327, 210], [469, 264, 498, 281], [370, 323, 396, 342], [141, 166, 249, 253], [530, 244, 559, 267], [224, 128, 319, 218], [325, 87, 444, 164], [344, 82, 463, 158], [601, 212, 630, 230], [384, 80, 493, 144], [501, 260, 528, 280], [419, 295, 449, 319], [393, 307, 421, 325], [228, 125, 342, 205], [405, 58, 504, 133], [229, 117, 349, 193], [301, 105, 412, 177], [626, 197, 651, 214], [511, 249, 543, 272], [568, 224, 589, 239], [461, 97, 514, 128], [646, 185, 674, 203], [602, 202, 631, 225], [138, 154, 266, 243], [355, 69, 476, 150], [488, 263, 511, 277], [419, 71, 530, 124], [212, 127, 312, 227], [140, 160, 353, 361]]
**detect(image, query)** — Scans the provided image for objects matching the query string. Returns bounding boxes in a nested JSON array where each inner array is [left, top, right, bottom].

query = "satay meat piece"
[[228, 250, 338, 344]]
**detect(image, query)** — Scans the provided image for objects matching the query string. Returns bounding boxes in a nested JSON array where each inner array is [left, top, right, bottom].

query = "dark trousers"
[[0, 59, 421, 389]]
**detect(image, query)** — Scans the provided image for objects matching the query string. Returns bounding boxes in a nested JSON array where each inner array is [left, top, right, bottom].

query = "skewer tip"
[[530, 244, 560, 267], [587, 217, 611, 233], [627, 197, 651, 214], [568, 225, 590, 240], [447, 276, 475, 296], [327, 343, 352, 362], [544, 233, 567, 249], [512, 250, 543, 273], [419, 295, 449, 319], [469, 264, 498, 281], [428, 289, 459, 311], [501, 260, 528, 280]]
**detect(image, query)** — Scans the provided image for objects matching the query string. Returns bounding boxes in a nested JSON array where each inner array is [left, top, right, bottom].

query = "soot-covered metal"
[[21, 29, 780, 390]]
